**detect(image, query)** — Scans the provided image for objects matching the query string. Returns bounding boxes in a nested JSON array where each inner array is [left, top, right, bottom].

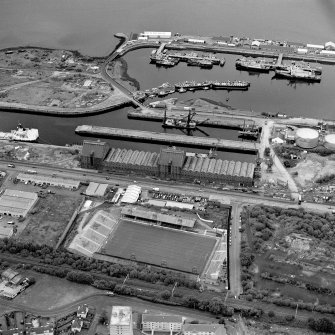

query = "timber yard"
[[1, 29, 335, 335]]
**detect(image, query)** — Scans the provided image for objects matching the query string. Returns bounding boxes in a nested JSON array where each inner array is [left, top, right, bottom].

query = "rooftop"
[[110, 306, 132, 326], [142, 314, 183, 324]]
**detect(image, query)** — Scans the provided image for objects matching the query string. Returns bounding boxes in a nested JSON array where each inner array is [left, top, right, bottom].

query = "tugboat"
[[236, 57, 272, 72]]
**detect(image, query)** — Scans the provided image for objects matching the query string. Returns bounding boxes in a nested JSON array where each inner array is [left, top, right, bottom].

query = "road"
[[229, 202, 242, 297], [0, 159, 320, 211]]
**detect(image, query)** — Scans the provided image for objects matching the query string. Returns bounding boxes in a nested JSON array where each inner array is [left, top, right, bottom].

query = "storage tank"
[[295, 128, 319, 148], [324, 134, 335, 150]]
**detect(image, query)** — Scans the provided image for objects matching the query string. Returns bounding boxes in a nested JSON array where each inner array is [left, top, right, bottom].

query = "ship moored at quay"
[[0, 123, 39, 142], [132, 80, 250, 101]]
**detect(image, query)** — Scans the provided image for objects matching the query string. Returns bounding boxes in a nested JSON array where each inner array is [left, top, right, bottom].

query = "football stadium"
[[99, 219, 217, 274]]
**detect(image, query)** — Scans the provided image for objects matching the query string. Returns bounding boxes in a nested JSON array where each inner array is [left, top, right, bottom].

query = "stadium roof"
[[121, 185, 141, 204], [142, 314, 183, 323], [86, 182, 108, 196], [121, 206, 195, 228], [81, 140, 109, 159]]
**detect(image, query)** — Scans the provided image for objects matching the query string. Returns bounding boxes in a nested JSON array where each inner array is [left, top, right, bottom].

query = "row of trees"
[[0, 239, 199, 289]]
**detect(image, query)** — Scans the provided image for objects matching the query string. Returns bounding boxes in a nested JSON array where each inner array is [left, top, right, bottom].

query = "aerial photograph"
[[0, 0, 335, 334]]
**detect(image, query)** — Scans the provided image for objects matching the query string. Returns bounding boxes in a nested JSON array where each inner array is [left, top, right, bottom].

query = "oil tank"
[[295, 128, 319, 148], [324, 134, 335, 150]]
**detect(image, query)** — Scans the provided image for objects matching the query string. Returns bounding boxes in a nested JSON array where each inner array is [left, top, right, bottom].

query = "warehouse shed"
[[0, 189, 38, 218]]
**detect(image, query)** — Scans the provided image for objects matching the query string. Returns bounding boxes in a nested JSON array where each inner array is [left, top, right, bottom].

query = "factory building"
[[0, 189, 38, 218], [110, 306, 133, 335], [81, 140, 110, 170], [157, 147, 185, 179], [17, 173, 80, 190], [80, 142, 255, 186], [183, 324, 227, 335]]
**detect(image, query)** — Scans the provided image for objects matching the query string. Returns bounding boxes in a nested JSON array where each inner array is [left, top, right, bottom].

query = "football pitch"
[[102, 220, 217, 274]]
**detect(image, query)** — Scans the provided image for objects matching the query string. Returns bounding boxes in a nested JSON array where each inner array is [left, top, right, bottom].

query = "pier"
[[75, 125, 259, 153], [128, 108, 257, 129]]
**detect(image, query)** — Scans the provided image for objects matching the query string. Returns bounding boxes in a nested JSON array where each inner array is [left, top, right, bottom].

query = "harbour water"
[[0, 0, 335, 158]]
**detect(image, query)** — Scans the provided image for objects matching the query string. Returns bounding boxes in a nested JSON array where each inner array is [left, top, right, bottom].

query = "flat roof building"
[[110, 306, 133, 335], [85, 182, 108, 197], [142, 314, 183, 334], [183, 324, 227, 335], [0, 189, 38, 218]]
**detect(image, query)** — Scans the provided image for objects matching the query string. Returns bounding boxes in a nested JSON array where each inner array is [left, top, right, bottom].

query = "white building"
[[77, 304, 89, 318], [187, 38, 205, 44], [142, 31, 172, 39], [110, 306, 133, 335], [306, 43, 324, 50], [183, 324, 227, 335], [142, 314, 183, 335], [325, 41, 335, 50]]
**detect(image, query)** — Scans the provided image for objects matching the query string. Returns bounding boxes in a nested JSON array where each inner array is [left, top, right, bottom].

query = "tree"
[[99, 311, 108, 325], [308, 317, 335, 333], [208, 297, 223, 314], [160, 290, 171, 300], [268, 310, 275, 317]]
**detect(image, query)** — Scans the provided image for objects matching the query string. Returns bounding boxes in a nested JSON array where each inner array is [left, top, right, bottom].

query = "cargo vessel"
[[274, 65, 322, 82], [236, 57, 272, 72], [212, 80, 250, 90], [174, 80, 212, 90], [0, 123, 39, 142]]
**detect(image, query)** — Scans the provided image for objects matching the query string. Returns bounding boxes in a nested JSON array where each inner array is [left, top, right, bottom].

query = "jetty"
[[75, 125, 259, 153], [128, 108, 257, 129]]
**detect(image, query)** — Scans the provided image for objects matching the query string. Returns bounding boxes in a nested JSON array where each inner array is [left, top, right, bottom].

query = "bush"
[[268, 310, 275, 317]]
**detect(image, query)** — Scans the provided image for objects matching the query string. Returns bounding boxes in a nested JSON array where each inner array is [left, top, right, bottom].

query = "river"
[[0, 0, 335, 157]]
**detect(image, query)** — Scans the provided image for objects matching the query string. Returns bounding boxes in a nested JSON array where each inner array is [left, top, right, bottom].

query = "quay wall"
[[116, 41, 335, 65], [0, 100, 134, 117], [76, 125, 259, 153]]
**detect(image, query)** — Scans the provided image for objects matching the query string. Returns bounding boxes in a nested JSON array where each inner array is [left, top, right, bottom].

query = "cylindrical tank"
[[324, 134, 335, 150], [295, 128, 319, 148]]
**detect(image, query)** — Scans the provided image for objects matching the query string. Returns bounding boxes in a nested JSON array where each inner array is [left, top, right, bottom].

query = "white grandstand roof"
[[121, 185, 141, 204]]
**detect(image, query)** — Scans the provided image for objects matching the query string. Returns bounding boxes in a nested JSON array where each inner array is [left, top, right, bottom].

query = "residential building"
[[71, 319, 83, 333], [110, 306, 133, 335], [142, 314, 183, 335], [183, 324, 227, 335], [77, 304, 89, 319]]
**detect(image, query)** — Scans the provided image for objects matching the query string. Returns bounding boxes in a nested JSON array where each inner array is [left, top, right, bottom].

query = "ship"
[[162, 118, 197, 129], [174, 80, 212, 90], [0, 123, 39, 142], [212, 80, 250, 90], [156, 57, 178, 67], [274, 65, 321, 82], [236, 57, 272, 72], [238, 123, 260, 139]]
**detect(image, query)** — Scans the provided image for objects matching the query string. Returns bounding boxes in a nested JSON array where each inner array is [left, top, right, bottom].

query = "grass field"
[[19, 194, 82, 246], [101, 220, 217, 274]]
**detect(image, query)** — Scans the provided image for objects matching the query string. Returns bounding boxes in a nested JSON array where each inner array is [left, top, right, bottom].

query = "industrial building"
[[81, 140, 110, 169], [85, 182, 108, 196], [81, 142, 256, 186], [0, 189, 38, 218], [121, 206, 196, 229], [110, 306, 133, 335], [142, 314, 184, 335], [141, 31, 172, 39], [121, 185, 142, 204], [17, 173, 80, 190], [183, 324, 227, 335]]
